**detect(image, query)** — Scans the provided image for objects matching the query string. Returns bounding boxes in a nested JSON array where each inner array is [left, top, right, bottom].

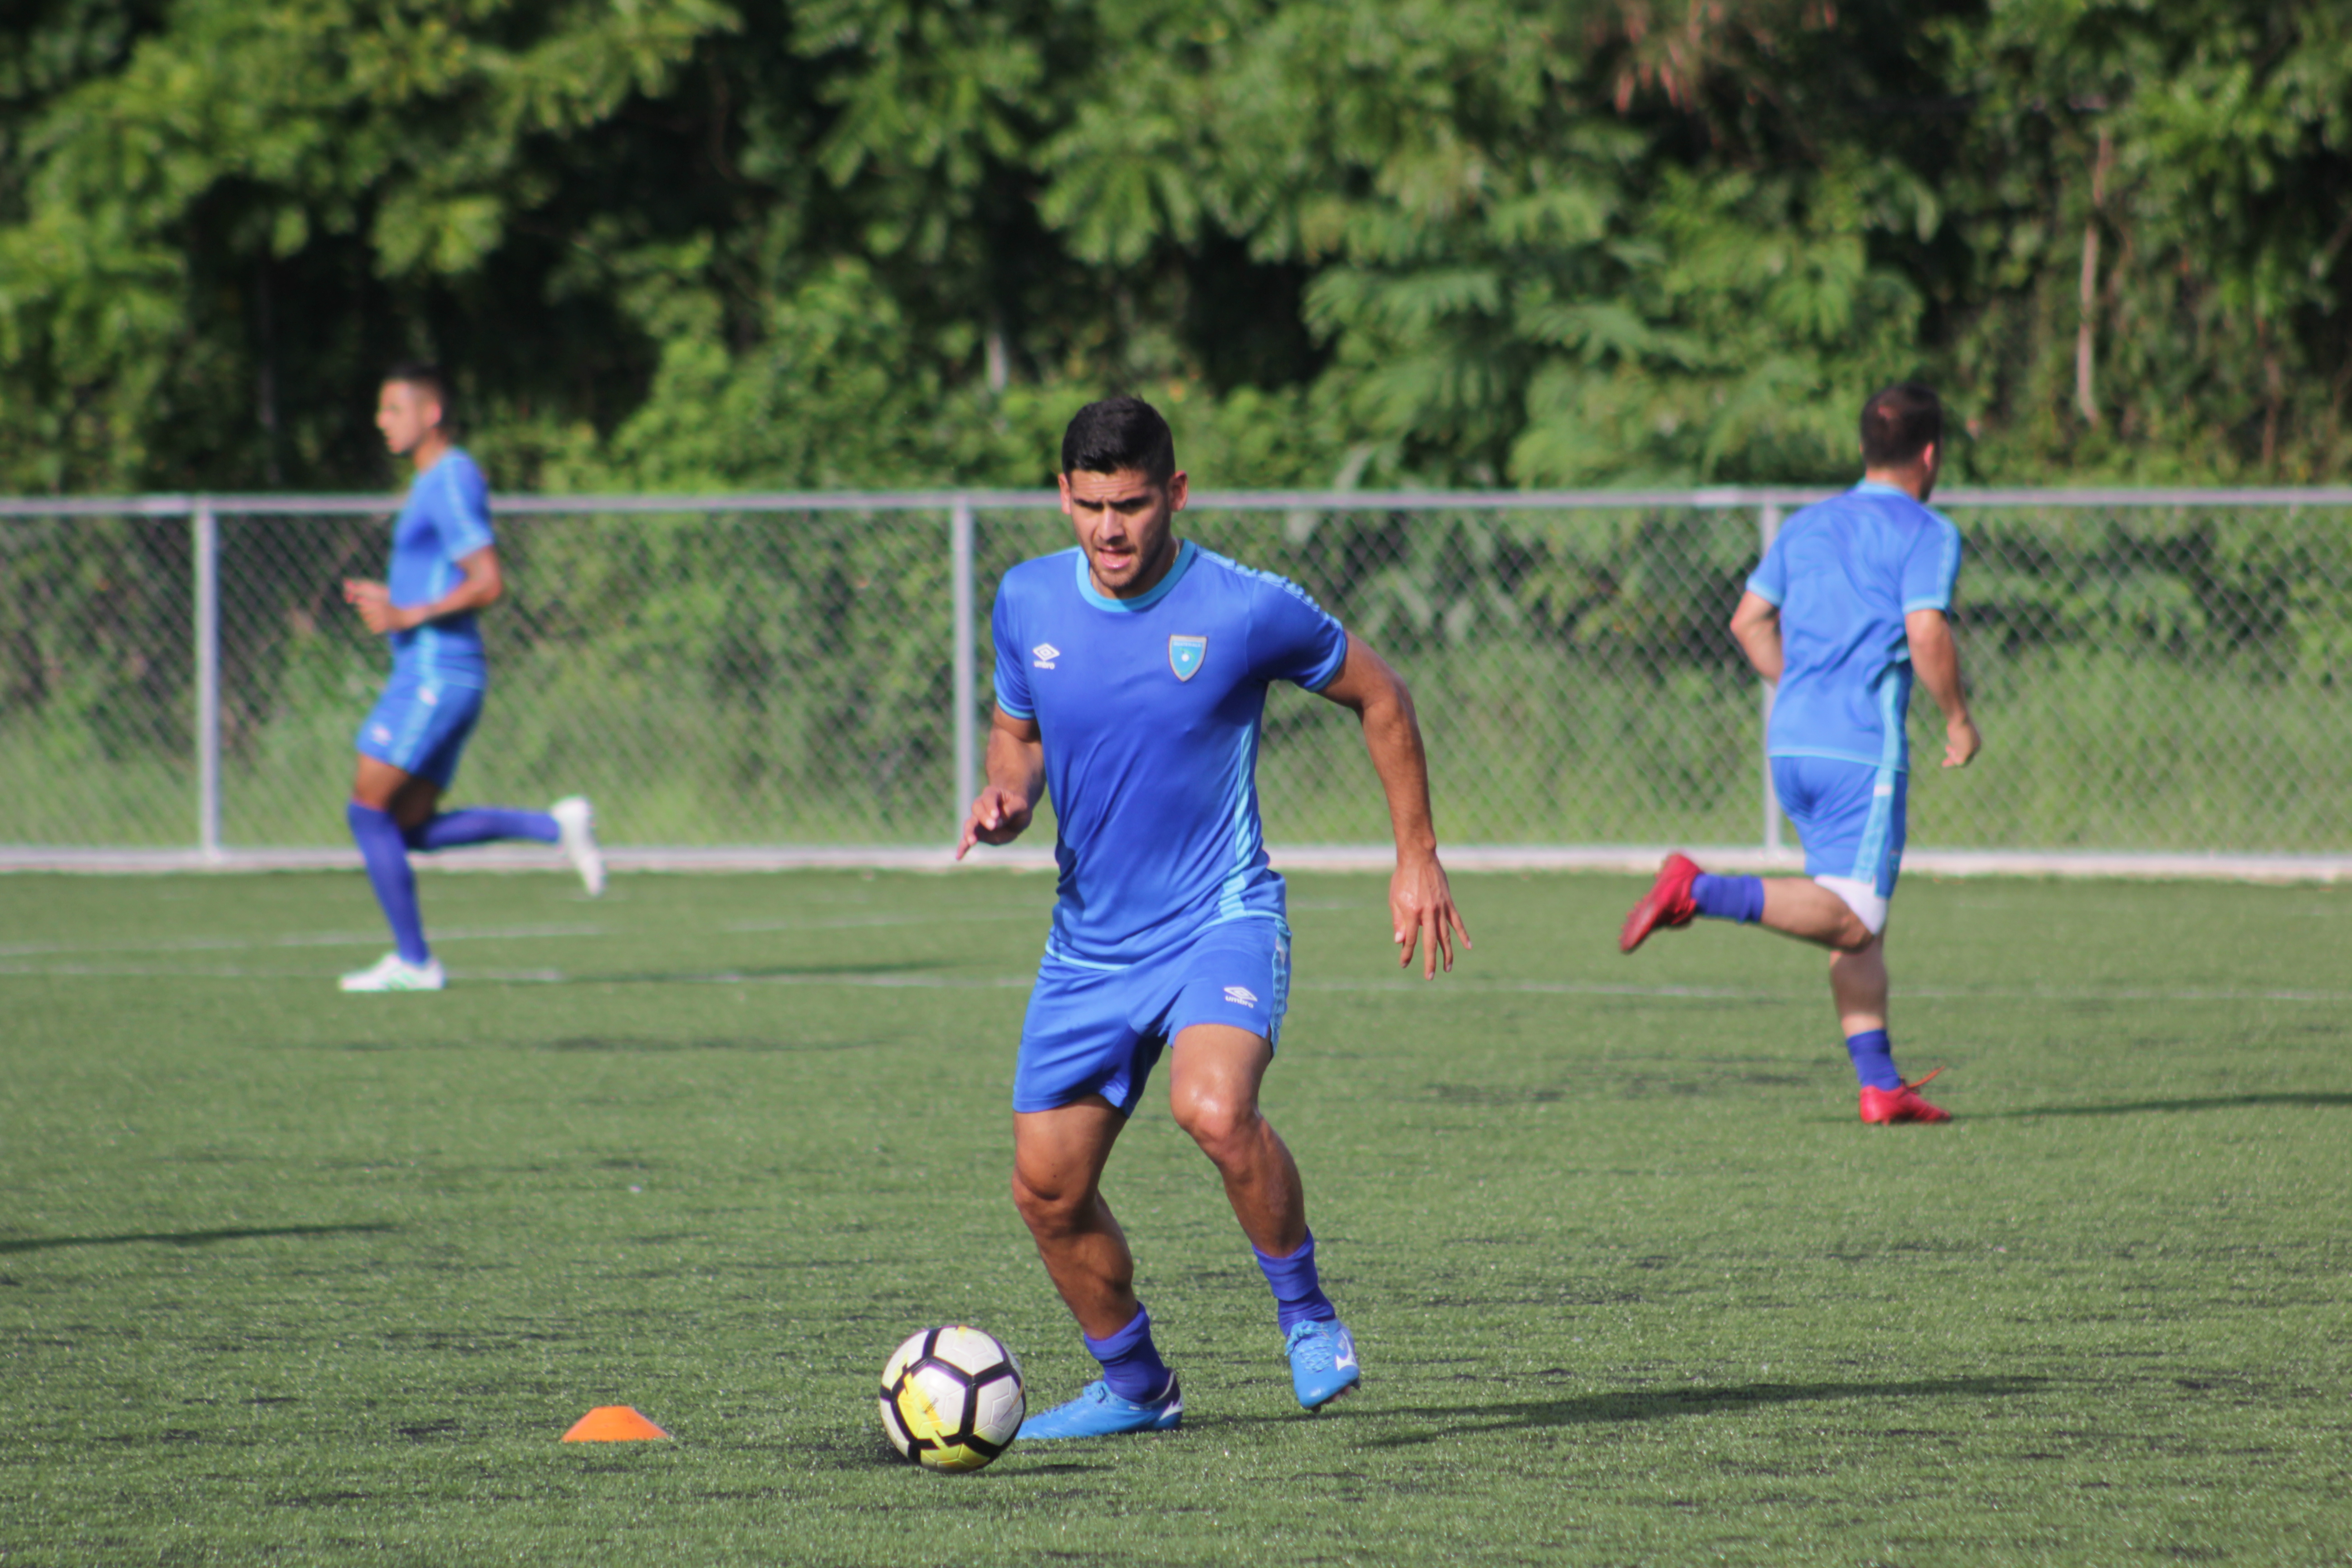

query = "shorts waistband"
[[1044, 911, 1289, 972]]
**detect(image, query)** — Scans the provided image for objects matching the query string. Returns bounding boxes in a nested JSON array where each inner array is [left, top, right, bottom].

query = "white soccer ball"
[[878, 1325, 1025, 1472]]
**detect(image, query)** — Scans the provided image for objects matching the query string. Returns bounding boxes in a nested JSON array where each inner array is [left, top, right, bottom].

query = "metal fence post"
[[1757, 500, 1782, 856], [951, 497, 976, 838], [193, 498, 223, 862]]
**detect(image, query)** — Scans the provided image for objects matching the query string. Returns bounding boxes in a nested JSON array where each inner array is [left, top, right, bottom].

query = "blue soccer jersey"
[[991, 540, 1350, 966], [1746, 481, 1962, 772], [387, 449, 496, 686]]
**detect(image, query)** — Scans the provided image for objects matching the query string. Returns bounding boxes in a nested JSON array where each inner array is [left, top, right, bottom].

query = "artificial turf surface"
[[1, 867, 2347, 1565]]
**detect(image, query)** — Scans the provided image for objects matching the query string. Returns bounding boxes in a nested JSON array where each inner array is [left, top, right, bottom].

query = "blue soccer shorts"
[[1013, 917, 1292, 1116], [1771, 755, 1908, 935], [357, 673, 485, 790]]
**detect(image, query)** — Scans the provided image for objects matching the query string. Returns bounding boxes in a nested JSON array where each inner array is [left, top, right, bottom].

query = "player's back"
[[387, 449, 495, 686], [1750, 481, 1960, 771]]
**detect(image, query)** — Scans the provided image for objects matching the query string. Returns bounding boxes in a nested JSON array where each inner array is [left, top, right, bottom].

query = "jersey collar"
[[1073, 537, 1198, 613], [1852, 479, 1914, 500]]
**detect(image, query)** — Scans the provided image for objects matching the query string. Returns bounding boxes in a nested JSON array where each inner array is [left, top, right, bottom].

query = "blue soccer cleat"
[[1286, 1318, 1361, 1410], [1018, 1376, 1183, 1440]]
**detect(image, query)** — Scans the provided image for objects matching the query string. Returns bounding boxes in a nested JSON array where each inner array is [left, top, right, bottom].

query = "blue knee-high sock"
[[348, 802, 429, 964], [402, 807, 559, 851], [1845, 1029, 1901, 1091], [1255, 1231, 1338, 1335], [1083, 1303, 1173, 1402], [1692, 872, 1764, 923]]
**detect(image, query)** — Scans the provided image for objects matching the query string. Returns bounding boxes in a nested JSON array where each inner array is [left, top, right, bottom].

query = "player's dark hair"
[[1060, 397, 1176, 484], [383, 361, 451, 425], [1859, 382, 1942, 467]]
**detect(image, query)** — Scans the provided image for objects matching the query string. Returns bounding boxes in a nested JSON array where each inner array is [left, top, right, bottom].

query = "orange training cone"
[[562, 1406, 670, 1442]]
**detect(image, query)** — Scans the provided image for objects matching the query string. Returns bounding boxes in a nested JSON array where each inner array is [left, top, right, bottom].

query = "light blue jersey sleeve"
[[1745, 532, 1788, 607], [1244, 573, 1349, 691], [991, 583, 1034, 719], [1901, 513, 1963, 614], [432, 451, 496, 558]]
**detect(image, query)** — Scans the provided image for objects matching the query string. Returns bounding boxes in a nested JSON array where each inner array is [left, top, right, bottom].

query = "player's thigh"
[[1771, 757, 1882, 876], [356, 677, 478, 796], [1161, 920, 1289, 1126], [1774, 756, 1904, 936], [1166, 1024, 1274, 1135], [1013, 956, 1164, 1117], [351, 754, 412, 810], [404, 684, 485, 796], [1161, 919, 1290, 1049], [1011, 1098, 1127, 1212]]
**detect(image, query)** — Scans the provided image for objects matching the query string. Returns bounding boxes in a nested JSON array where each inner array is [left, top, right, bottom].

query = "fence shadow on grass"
[[1356, 1375, 2047, 1446], [0, 1222, 395, 1254], [1988, 1093, 2352, 1119]]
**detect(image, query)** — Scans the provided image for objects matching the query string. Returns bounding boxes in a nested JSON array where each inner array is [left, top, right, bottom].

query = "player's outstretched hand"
[[1943, 716, 1982, 769], [1391, 850, 1470, 979], [957, 786, 1034, 860]]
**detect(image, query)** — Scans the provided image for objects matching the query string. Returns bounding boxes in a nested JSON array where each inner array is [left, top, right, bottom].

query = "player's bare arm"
[[956, 707, 1045, 858], [343, 545, 505, 635], [1730, 591, 1784, 683], [1313, 631, 1470, 977], [1905, 608, 1981, 768]]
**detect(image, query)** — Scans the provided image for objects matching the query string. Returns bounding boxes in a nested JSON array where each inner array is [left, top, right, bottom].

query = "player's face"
[[375, 381, 442, 457], [1060, 467, 1189, 598]]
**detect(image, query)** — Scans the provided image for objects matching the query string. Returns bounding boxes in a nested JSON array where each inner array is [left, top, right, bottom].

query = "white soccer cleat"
[[338, 952, 446, 992], [551, 795, 605, 896]]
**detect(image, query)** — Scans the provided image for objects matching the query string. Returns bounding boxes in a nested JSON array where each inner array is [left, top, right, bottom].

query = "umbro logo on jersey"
[[1168, 635, 1207, 681], [1223, 985, 1258, 1008], [1033, 643, 1060, 669]]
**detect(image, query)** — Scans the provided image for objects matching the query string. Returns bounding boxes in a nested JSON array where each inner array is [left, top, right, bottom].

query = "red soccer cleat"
[[1859, 1068, 1951, 1125], [1619, 853, 1702, 953]]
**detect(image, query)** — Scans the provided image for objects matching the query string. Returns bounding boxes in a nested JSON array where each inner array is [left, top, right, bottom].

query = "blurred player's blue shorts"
[[357, 672, 485, 789], [1014, 918, 1291, 1116], [1772, 755, 1908, 898]]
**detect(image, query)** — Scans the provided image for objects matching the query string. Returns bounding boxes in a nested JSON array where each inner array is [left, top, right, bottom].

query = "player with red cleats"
[[1618, 386, 1980, 1126]]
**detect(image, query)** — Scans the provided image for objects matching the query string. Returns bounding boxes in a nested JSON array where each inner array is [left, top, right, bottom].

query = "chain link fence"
[[2, 490, 2347, 860]]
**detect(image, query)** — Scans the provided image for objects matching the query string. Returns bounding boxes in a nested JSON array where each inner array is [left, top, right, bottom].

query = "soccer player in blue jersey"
[[336, 364, 603, 993], [1619, 383, 1981, 1123], [956, 397, 1470, 1438]]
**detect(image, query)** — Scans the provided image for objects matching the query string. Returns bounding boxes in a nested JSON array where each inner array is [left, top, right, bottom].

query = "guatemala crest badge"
[[1167, 635, 1208, 681]]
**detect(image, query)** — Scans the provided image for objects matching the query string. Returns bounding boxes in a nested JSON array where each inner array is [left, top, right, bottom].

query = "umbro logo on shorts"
[[370, 725, 392, 744], [1223, 985, 1258, 1007], [1033, 643, 1060, 669]]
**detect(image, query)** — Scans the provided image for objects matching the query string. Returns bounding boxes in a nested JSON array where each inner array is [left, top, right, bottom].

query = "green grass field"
[[3, 869, 2347, 1565]]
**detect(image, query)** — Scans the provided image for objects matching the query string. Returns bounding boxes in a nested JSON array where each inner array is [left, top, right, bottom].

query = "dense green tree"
[[2, 0, 2347, 494]]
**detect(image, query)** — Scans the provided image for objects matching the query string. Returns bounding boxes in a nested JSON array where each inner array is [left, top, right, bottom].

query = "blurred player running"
[[959, 397, 1470, 1437], [336, 364, 603, 992], [1619, 383, 1982, 1123]]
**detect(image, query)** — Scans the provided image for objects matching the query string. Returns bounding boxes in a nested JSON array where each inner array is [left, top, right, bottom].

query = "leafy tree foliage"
[[3, 0, 2349, 493]]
